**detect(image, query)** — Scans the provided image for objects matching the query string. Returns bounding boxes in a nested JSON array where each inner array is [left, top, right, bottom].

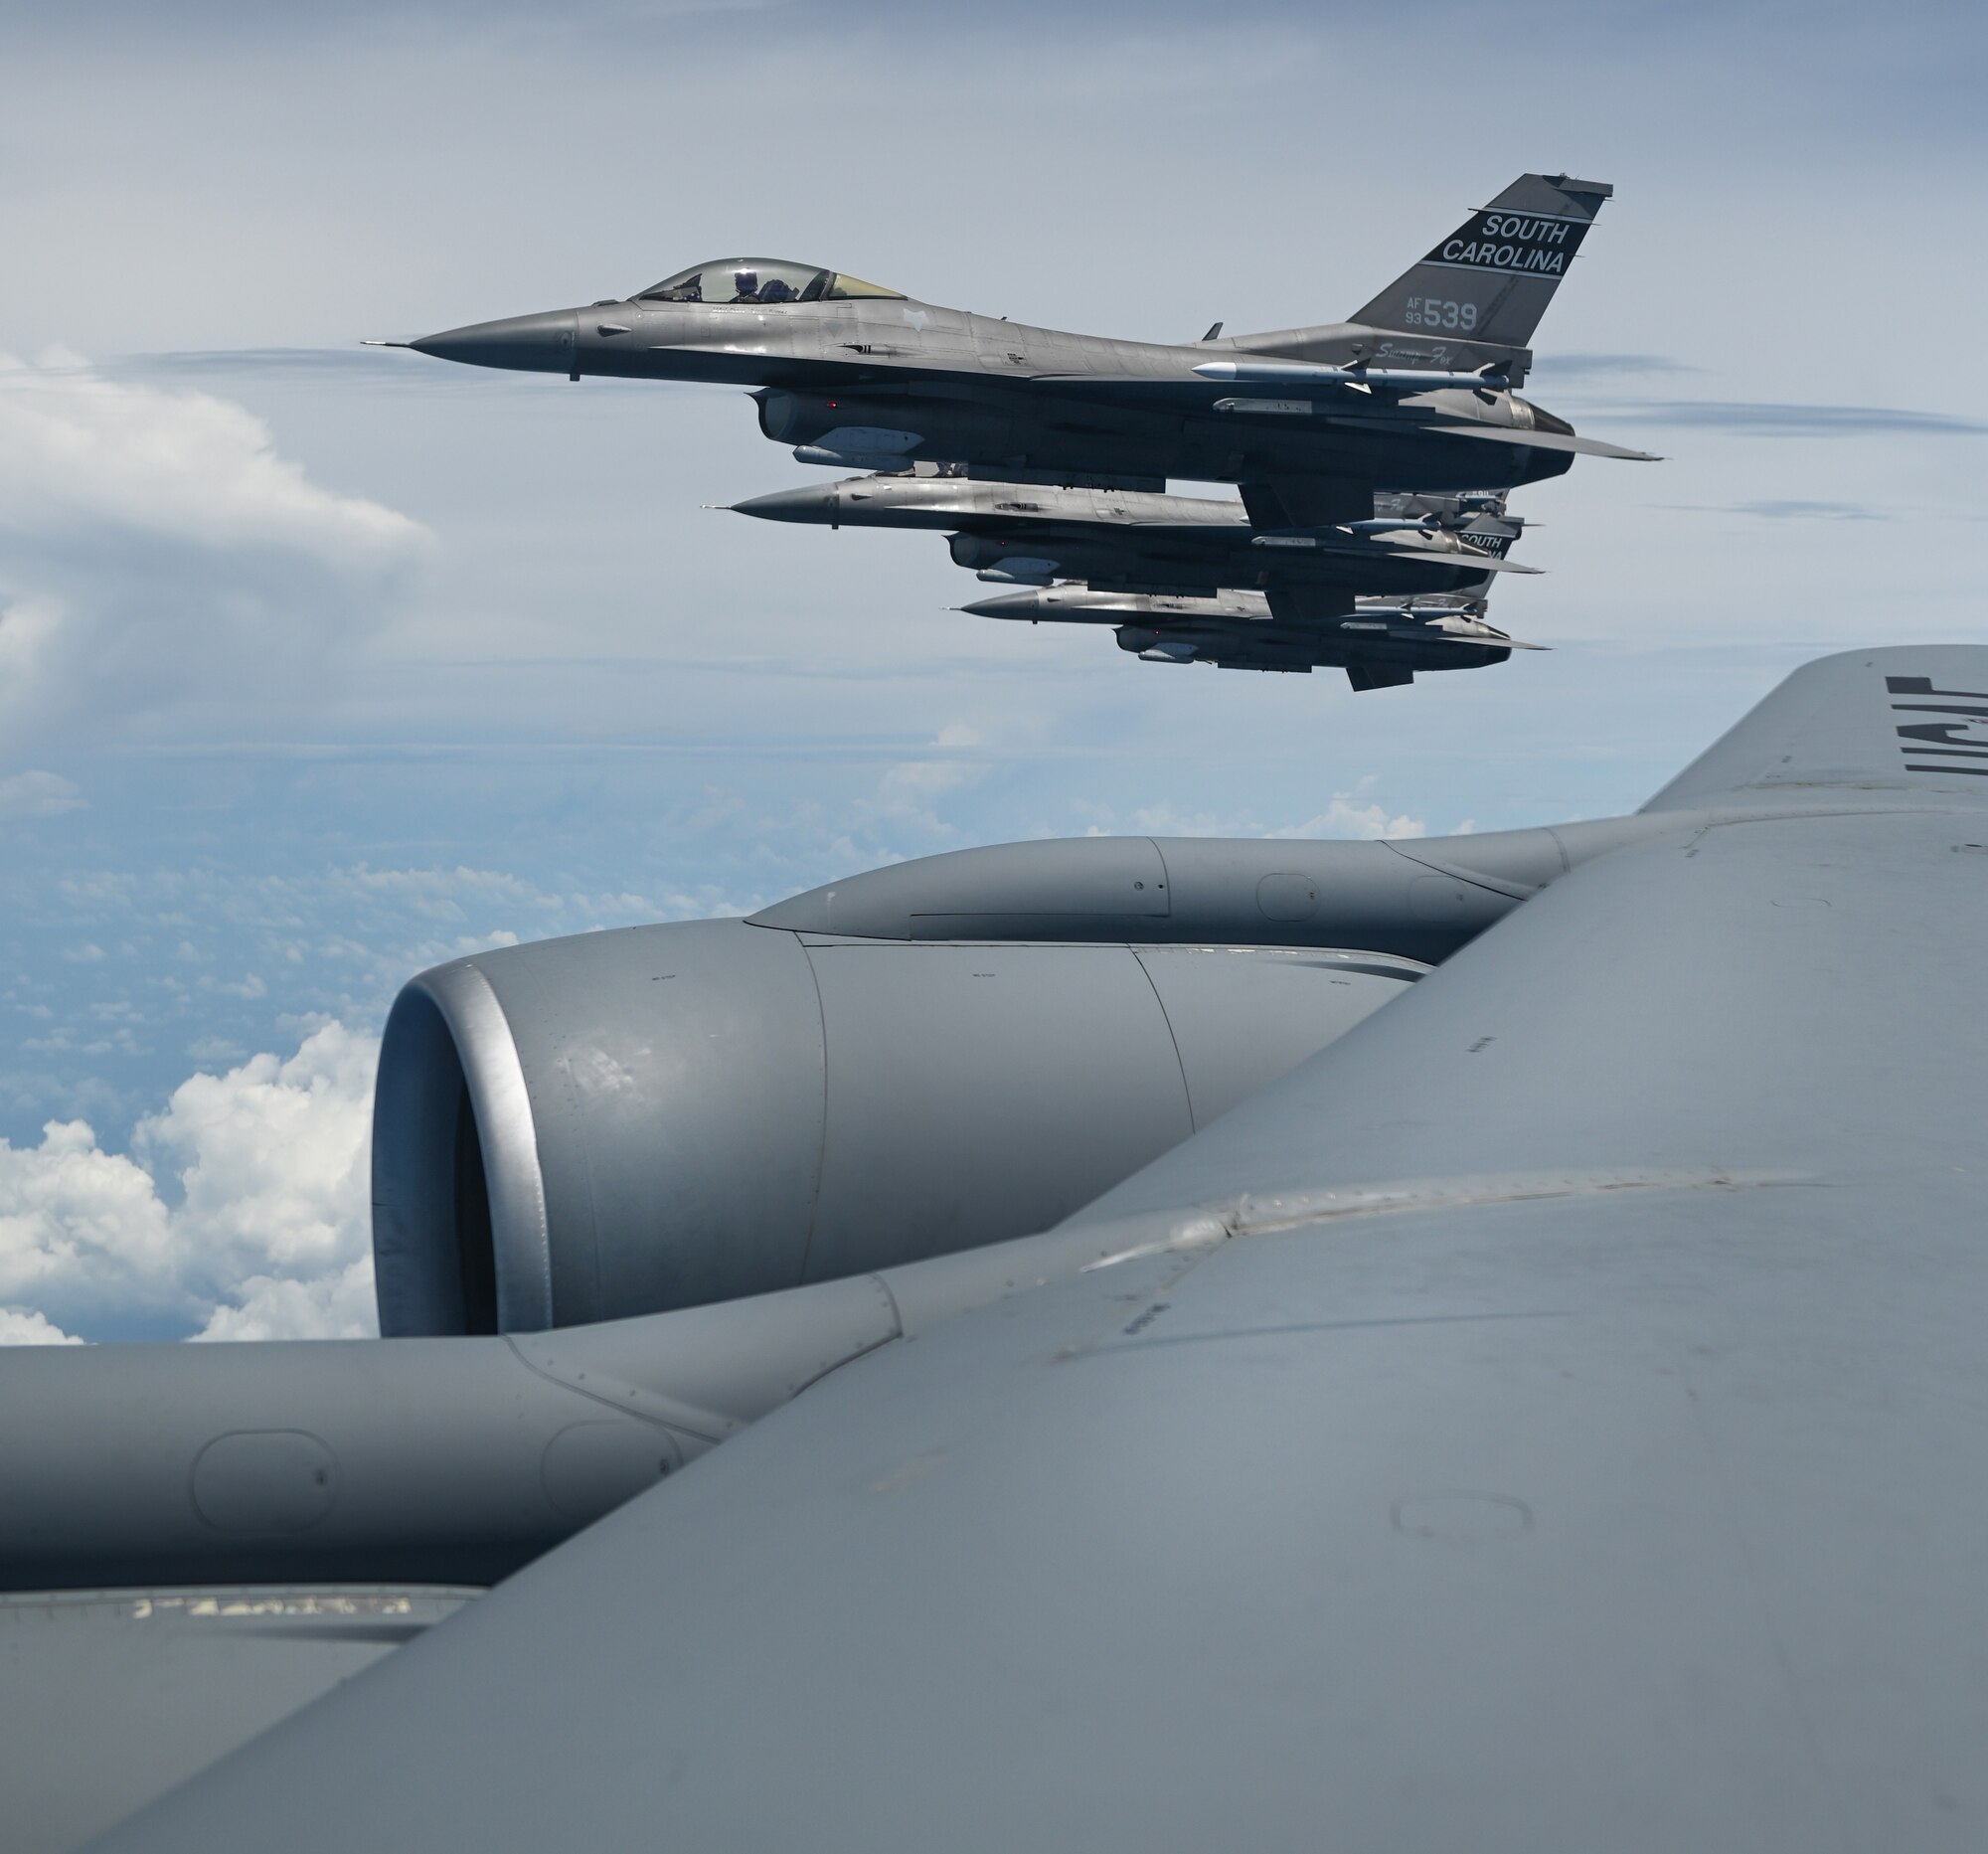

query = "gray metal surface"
[[1645, 645, 1988, 810], [375, 919, 826, 1333], [78, 645, 1988, 1851], [796, 941, 1177, 1281], [386, 174, 1647, 505], [0, 1587, 476, 1854], [747, 814, 1794, 953], [0, 1330, 691, 1589], [374, 919, 1418, 1333]]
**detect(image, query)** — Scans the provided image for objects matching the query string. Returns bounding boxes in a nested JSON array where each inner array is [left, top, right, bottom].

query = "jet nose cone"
[[958, 591, 1038, 619], [730, 485, 839, 524], [411, 309, 578, 374]]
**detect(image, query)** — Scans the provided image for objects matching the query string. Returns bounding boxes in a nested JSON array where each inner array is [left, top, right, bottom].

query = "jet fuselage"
[[413, 292, 1601, 500]]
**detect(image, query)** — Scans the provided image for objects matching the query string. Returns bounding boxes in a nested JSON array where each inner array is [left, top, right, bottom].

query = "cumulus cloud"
[[0, 350, 427, 758], [0, 1306, 85, 1345], [0, 1020, 379, 1343]]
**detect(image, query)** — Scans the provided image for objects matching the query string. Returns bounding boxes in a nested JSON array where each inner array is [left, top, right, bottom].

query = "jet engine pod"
[[371, 920, 1421, 1337]]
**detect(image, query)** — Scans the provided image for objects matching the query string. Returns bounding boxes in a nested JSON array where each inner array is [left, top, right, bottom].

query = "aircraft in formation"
[[381, 173, 1653, 686]]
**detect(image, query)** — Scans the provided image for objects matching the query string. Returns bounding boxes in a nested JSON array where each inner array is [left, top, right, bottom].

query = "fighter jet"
[[731, 475, 1526, 592], [732, 474, 1532, 683], [383, 174, 1654, 522], [964, 585, 1542, 685], [6, 647, 1988, 1851]]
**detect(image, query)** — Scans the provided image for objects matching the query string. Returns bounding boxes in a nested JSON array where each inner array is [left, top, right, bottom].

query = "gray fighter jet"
[[732, 473, 1531, 683], [964, 585, 1541, 683], [733, 473, 1527, 592], [6, 646, 1988, 1851], [385, 174, 1654, 519]]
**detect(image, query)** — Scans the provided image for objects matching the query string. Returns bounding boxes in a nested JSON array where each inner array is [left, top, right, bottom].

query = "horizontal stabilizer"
[[1421, 629, 1549, 651], [1406, 422, 1660, 462]]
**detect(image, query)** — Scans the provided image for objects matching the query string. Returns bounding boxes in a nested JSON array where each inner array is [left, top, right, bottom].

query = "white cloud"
[[0, 1306, 83, 1345], [196, 1256, 377, 1343], [0, 1020, 380, 1343], [1126, 788, 1427, 841], [0, 769, 83, 820], [873, 757, 977, 833], [1267, 796, 1427, 841], [0, 348, 417, 560], [0, 351, 427, 758]]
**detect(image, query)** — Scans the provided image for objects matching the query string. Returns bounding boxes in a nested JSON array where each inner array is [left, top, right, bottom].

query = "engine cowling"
[[371, 920, 1422, 1336]]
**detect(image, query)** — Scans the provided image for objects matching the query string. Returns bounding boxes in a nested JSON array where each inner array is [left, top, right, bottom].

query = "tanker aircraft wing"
[[83, 645, 1988, 1852]]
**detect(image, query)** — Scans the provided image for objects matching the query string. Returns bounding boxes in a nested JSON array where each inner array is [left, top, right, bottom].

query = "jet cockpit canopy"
[[635, 258, 905, 305]]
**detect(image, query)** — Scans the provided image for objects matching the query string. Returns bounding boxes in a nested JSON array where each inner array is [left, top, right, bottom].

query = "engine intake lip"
[[373, 962, 554, 1337]]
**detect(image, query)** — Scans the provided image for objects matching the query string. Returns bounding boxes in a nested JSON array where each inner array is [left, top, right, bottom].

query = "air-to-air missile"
[[729, 474, 1534, 610], [380, 174, 1652, 520]]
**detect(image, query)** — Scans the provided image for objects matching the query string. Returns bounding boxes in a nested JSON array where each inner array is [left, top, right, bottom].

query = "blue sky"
[[2, 0, 1984, 1340]]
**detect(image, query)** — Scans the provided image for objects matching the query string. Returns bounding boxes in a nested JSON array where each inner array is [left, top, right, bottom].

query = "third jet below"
[[385, 174, 1655, 527]]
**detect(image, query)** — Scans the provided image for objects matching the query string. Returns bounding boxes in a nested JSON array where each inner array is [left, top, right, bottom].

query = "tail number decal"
[[1405, 297, 1479, 332]]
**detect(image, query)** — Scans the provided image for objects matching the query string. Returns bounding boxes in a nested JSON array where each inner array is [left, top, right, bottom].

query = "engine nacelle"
[[371, 920, 1421, 1337]]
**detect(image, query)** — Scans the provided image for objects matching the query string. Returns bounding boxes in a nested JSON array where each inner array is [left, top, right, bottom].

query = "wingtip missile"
[[1196, 359, 1513, 394]]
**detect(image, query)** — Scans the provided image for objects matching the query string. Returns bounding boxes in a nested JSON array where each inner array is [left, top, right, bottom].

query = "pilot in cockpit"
[[634, 260, 905, 307]]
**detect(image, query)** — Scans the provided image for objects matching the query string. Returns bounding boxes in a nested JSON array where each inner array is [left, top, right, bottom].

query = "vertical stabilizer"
[[1352, 174, 1612, 350]]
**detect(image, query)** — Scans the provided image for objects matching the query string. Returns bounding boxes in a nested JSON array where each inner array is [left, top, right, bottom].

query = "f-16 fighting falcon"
[[732, 474, 1533, 683], [381, 173, 1653, 521], [964, 585, 1539, 682], [7, 646, 1988, 1851]]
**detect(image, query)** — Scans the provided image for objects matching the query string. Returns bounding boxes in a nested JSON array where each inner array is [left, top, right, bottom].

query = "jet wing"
[[1417, 627, 1550, 649], [90, 648, 1988, 1852], [1107, 517, 1535, 566], [1643, 645, 1988, 809], [1011, 374, 1660, 461], [1246, 531, 1542, 572]]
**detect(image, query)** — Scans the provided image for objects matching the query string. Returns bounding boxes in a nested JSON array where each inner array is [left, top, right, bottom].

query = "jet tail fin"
[[1352, 174, 1612, 352]]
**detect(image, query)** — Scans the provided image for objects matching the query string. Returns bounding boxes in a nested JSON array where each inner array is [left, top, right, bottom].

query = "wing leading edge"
[[94, 649, 1988, 1852]]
